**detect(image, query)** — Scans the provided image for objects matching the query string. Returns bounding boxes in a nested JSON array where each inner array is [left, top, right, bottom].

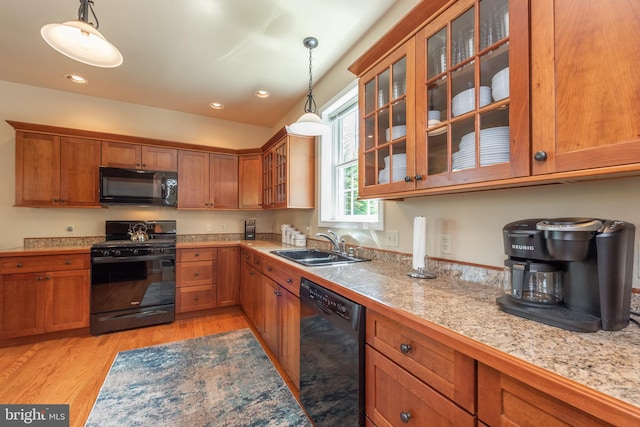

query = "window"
[[319, 84, 383, 230]]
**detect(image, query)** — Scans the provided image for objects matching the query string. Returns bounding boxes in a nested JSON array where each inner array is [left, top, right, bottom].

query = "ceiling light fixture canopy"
[[41, 0, 123, 68], [288, 37, 329, 136]]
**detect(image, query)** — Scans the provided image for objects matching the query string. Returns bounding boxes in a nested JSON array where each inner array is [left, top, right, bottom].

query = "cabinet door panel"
[[1, 273, 45, 338], [239, 154, 263, 209], [210, 154, 239, 209], [216, 247, 240, 307], [141, 146, 177, 171], [278, 287, 300, 389], [60, 137, 101, 207], [44, 269, 90, 332], [177, 150, 210, 208], [262, 276, 279, 354], [15, 132, 60, 206], [101, 141, 141, 169], [531, 0, 640, 174]]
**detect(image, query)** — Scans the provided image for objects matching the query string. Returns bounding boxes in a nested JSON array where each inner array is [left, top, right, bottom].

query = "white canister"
[[281, 224, 291, 243], [286, 228, 297, 245], [294, 235, 306, 247]]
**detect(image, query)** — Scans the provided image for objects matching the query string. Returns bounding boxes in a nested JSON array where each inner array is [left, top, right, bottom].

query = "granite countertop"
[[244, 241, 640, 412]]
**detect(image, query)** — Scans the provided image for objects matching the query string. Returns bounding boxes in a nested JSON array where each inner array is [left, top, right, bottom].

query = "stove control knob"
[[132, 249, 139, 255], [114, 250, 121, 256], [102, 250, 110, 257]]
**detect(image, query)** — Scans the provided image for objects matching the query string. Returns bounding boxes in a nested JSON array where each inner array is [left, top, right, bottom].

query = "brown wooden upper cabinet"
[[102, 141, 177, 171], [15, 132, 101, 207], [262, 129, 315, 209], [177, 150, 239, 209], [530, 0, 640, 175], [239, 154, 263, 209], [352, 0, 640, 199]]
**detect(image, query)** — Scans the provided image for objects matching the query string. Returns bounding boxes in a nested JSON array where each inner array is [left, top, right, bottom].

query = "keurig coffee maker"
[[499, 218, 635, 332]]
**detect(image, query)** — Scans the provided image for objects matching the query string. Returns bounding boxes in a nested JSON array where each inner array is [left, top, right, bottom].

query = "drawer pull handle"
[[195, 295, 200, 301], [195, 252, 200, 257], [400, 412, 412, 423], [287, 278, 292, 284], [16, 263, 23, 268], [266, 267, 272, 271], [400, 343, 411, 354], [65, 259, 71, 265], [194, 271, 200, 276]]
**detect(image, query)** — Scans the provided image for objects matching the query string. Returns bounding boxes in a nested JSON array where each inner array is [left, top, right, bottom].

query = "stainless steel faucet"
[[315, 230, 343, 253]]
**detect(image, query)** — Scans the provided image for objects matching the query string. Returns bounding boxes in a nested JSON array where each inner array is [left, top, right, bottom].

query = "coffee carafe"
[[499, 218, 635, 332]]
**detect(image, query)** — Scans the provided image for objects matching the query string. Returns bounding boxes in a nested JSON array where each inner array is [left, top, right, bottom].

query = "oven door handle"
[[91, 254, 173, 264], [105, 310, 170, 320]]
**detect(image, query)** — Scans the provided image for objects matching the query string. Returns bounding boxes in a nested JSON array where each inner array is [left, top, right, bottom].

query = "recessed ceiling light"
[[65, 74, 87, 84], [255, 90, 271, 98], [209, 102, 224, 109]]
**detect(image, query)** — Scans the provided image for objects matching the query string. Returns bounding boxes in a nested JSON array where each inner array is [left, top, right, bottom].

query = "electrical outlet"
[[306, 226, 312, 236], [387, 230, 399, 247], [206, 224, 213, 232], [65, 225, 74, 234], [440, 233, 452, 254], [220, 224, 226, 231]]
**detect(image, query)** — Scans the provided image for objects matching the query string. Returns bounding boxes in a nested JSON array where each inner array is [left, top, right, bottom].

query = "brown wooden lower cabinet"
[[366, 346, 476, 426], [216, 246, 240, 307], [477, 363, 616, 427], [176, 247, 217, 313]]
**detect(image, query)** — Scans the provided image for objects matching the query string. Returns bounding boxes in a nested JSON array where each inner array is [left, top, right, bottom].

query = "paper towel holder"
[[408, 253, 436, 279]]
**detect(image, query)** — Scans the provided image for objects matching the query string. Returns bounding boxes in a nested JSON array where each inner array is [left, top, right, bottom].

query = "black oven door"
[[91, 254, 176, 314]]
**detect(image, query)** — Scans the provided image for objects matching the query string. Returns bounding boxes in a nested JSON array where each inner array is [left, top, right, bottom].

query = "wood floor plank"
[[0, 308, 251, 427]]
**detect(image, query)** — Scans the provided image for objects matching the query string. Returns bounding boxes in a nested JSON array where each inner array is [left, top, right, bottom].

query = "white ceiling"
[[0, 0, 399, 128]]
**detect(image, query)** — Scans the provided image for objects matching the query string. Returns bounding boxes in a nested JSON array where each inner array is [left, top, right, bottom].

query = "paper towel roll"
[[412, 216, 427, 270]]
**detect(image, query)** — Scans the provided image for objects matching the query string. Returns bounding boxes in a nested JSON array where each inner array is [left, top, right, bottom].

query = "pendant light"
[[41, 0, 123, 68], [288, 37, 330, 136]]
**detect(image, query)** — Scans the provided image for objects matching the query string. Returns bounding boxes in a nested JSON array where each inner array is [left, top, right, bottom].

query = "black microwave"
[[99, 167, 178, 207]]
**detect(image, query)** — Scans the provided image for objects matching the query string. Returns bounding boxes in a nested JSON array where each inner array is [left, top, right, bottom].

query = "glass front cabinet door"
[[414, 0, 529, 190], [358, 39, 415, 197]]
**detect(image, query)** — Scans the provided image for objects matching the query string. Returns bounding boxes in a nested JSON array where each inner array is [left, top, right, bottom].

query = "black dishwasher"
[[299, 277, 365, 427]]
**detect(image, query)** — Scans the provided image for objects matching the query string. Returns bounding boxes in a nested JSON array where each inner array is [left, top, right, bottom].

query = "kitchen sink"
[[270, 249, 369, 267]]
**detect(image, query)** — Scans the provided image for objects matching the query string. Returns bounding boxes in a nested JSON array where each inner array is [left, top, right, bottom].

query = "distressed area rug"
[[85, 329, 311, 427]]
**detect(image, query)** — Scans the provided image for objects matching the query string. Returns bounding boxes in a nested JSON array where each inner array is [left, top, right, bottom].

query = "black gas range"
[[90, 220, 177, 335]]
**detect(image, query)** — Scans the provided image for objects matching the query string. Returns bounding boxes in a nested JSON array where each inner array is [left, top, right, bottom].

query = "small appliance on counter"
[[244, 218, 256, 240], [499, 218, 635, 332]]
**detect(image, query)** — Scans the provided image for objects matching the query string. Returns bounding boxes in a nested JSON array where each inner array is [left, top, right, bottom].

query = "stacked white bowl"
[[491, 67, 509, 101], [452, 86, 491, 117], [384, 125, 407, 142], [452, 126, 510, 171], [378, 153, 407, 184]]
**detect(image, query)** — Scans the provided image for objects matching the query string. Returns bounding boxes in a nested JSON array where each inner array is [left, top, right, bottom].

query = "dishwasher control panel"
[[301, 277, 357, 322]]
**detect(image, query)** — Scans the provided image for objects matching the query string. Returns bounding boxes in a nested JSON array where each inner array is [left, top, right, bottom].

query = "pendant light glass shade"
[[41, 1, 122, 68], [288, 37, 329, 136]]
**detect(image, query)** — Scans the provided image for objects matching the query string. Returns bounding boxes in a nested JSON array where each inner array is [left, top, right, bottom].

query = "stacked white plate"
[[452, 126, 510, 171], [384, 125, 407, 142], [491, 67, 509, 101], [452, 86, 492, 117], [379, 154, 407, 183]]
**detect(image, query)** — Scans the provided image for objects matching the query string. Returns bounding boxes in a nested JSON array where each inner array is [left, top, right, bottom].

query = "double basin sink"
[[271, 249, 369, 267]]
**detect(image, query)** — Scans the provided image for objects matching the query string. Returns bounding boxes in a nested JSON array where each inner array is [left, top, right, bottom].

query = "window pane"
[[340, 109, 358, 163]]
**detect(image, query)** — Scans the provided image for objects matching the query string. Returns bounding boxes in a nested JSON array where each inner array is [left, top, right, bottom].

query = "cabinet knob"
[[65, 259, 71, 265], [37, 276, 44, 281], [60, 199, 67, 203], [194, 295, 199, 301], [266, 267, 272, 271], [249, 271, 254, 276], [195, 252, 200, 257], [287, 278, 292, 284], [400, 412, 412, 423], [400, 343, 412, 354], [403, 176, 412, 182], [534, 151, 548, 161], [275, 290, 281, 296], [16, 263, 23, 268], [45, 275, 52, 280], [52, 198, 59, 203], [414, 174, 423, 181], [194, 271, 200, 276]]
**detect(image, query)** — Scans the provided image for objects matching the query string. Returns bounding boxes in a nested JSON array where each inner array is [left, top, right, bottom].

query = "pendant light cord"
[[304, 43, 318, 114], [78, 0, 100, 28]]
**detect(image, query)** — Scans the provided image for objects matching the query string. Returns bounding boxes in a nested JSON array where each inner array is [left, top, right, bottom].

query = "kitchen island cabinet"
[[14, 132, 101, 208], [0, 253, 90, 339]]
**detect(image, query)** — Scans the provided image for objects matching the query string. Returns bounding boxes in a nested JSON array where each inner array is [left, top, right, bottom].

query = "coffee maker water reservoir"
[[499, 218, 635, 332]]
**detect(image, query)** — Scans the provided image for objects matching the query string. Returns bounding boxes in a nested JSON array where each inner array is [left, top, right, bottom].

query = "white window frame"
[[318, 83, 383, 230]]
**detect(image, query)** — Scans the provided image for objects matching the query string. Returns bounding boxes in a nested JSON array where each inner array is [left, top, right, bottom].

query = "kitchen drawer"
[[177, 247, 217, 262], [263, 258, 300, 296], [176, 285, 216, 313], [0, 254, 89, 274], [250, 253, 263, 270], [366, 310, 476, 413], [177, 261, 216, 287], [366, 346, 476, 427]]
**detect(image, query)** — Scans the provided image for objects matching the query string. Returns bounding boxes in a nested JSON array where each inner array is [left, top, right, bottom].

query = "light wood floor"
[[0, 308, 266, 427]]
